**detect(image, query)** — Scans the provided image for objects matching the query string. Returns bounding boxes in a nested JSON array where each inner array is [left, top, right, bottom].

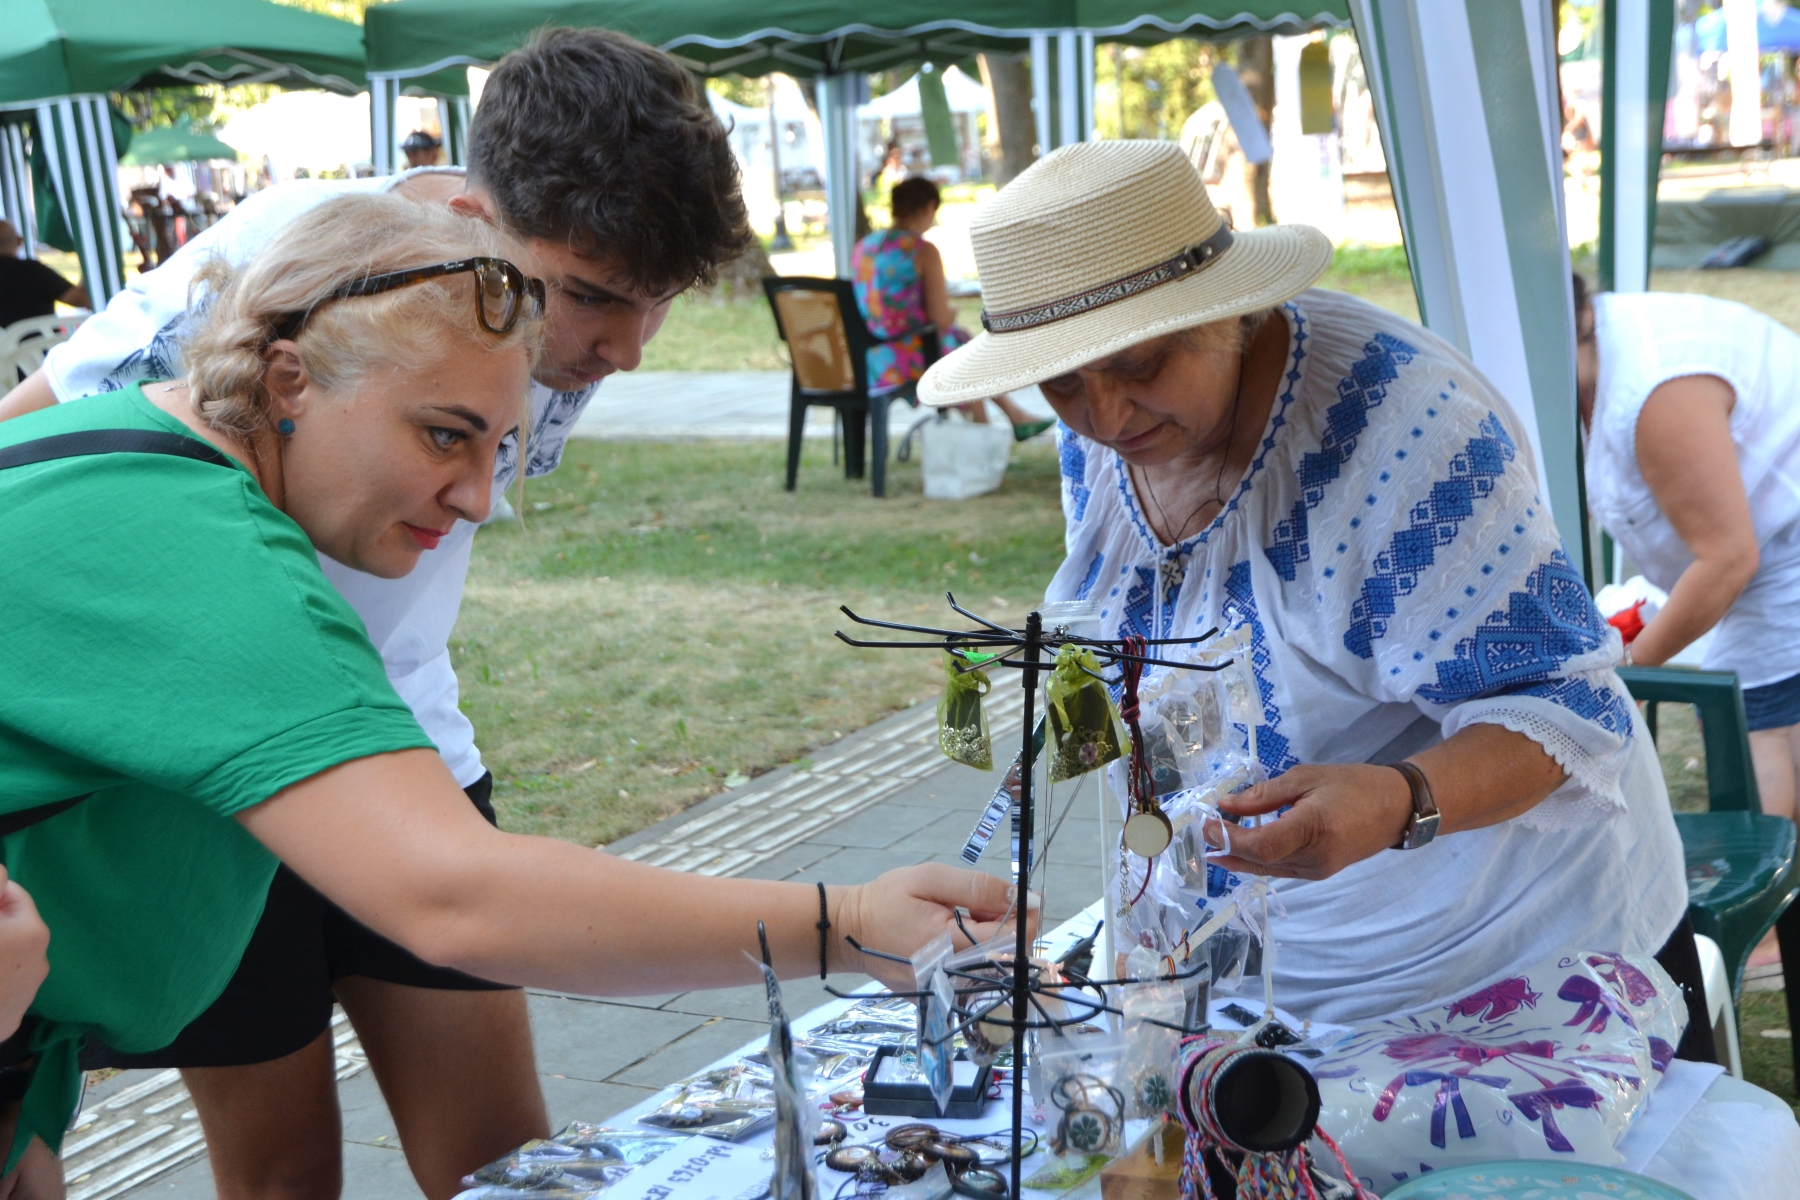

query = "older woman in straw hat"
[[921, 140, 1695, 1038]]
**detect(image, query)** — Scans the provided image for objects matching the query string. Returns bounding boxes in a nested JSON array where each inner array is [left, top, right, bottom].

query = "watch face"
[[1405, 812, 1441, 850]]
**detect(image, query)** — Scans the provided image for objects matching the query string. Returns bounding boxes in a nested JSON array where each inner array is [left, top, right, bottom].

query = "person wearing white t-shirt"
[[0, 28, 752, 1200], [1575, 278, 1800, 823]]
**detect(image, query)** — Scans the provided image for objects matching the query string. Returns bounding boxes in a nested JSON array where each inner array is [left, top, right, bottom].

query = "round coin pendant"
[[826, 1145, 877, 1173], [1122, 807, 1174, 858]]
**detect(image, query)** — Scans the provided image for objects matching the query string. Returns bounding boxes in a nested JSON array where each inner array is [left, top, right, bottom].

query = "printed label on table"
[[605, 1137, 773, 1200]]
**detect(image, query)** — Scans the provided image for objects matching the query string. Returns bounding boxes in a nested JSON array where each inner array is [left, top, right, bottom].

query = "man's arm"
[[0, 372, 58, 422], [58, 283, 89, 310]]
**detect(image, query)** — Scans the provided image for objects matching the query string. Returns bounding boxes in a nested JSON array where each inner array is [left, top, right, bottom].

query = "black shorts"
[[84, 773, 513, 1071]]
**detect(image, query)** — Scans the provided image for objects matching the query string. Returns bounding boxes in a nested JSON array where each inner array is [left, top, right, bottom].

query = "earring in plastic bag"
[[1116, 635, 1173, 858], [1046, 644, 1126, 781], [938, 650, 994, 770]]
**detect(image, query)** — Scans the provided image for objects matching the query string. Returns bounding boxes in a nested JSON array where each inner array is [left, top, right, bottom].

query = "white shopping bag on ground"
[[921, 417, 1011, 500]]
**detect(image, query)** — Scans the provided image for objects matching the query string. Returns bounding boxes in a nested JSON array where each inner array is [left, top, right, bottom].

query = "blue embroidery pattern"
[[98, 314, 188, 393], [1417, 552, 1611, 704], [1121, 565, 1181, 641], [1059, 428, 1091, 523], [1344, 413, 1518, 659], [1074, 551, 1105, 601], [1223, 561, 1300, 776], [1265, 331, 1420, 581], [1514, 676, 1634, 738]]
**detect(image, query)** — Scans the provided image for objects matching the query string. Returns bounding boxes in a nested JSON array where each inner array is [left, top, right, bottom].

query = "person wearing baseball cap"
[[921, 140, 1702, 1053], [402, 129, 445, 169]]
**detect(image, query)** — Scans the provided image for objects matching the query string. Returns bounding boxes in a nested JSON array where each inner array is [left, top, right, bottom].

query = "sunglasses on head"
[[272, 257, 547, 341]]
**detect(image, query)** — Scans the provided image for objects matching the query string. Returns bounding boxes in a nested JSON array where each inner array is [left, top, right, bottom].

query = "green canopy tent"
[[364, 0, 1342, 271], [117, 121, 241, 166], [0, 0, 365, 305]]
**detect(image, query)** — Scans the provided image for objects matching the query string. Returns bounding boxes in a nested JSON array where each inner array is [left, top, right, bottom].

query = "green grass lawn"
[[459, 437, 1065, 846]]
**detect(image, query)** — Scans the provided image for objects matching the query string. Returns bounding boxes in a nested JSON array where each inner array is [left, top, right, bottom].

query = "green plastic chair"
[[1619, 665, 1800, 1093]]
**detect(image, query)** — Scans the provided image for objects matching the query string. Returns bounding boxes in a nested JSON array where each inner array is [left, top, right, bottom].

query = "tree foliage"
[[1094, 39, 1226, 141]]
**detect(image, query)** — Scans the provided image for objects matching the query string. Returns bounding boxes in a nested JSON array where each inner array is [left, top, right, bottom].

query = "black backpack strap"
[[0, 796, 88, 838], [0, 428, 234, 472], [0, 429, 233, 835]]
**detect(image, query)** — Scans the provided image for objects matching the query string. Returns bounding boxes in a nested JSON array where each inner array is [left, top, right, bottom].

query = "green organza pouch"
[[1046, 643, 1126, 781], [937, 650, 994, 770]]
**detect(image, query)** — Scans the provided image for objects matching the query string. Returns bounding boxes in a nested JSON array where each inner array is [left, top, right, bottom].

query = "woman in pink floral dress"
[[852, 177, 1053, 440]]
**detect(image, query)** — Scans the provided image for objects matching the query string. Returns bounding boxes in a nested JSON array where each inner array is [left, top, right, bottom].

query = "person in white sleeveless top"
[[1576, 278, 1800, 824], [918, 141, 1698, 1047]]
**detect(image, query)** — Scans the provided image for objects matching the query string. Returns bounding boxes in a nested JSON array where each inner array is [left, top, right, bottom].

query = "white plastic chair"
[[1694, 932, 1745, 1079], [0, 312, 87, 388]]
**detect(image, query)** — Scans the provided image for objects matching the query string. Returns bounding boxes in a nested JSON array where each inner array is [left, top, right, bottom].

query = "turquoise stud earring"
[[277, 418, 295, 435]]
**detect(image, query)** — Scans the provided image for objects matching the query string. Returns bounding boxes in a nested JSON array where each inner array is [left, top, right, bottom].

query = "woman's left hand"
[[1207, 764, 1413, 880]]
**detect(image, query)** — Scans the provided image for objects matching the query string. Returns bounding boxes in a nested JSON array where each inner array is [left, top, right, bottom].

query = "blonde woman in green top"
[[0, 194, 1020, 1189]]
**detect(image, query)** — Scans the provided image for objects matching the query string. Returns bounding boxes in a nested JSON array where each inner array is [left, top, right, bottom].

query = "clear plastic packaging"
[[911, 932, 957, 1115], [636, 1065, 777, 1140], [1023, 1029, 1127, 1190], [458, 1124, 688, 1198], [1118, 983, 1186, 1121]]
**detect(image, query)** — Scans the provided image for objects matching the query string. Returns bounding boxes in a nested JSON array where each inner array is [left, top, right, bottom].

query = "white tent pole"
[[1610, 3, 1650, 294], [1080, 31, 1096, 140], [818, 74, 859, 278], [1030, 32, 1052, 154], [370, 74, 398, 174], [1057, 30, 1080, 149]]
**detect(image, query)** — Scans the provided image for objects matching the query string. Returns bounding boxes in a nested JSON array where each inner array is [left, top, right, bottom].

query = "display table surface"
[[461, 904, 1800, 1200]]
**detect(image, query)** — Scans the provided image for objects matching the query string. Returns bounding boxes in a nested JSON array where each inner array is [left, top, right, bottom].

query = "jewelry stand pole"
[[1007, 609, 1041, 1200]]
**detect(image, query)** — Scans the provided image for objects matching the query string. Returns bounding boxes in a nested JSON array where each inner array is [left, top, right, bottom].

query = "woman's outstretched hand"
[[1207, 764, 1413, 880], [835, 864, 1038, 990], [0, 866, 49, 1040]]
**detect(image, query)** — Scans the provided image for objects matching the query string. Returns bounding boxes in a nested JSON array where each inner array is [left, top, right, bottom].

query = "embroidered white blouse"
[[1047, 289, 1686, 1023]]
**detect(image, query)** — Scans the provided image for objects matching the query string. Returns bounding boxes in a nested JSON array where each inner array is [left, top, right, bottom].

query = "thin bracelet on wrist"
[[816, 882, 831, 980]]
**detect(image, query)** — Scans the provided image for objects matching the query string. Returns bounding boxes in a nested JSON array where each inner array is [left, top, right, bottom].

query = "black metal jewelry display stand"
[[831, 595, 1231, 1200]]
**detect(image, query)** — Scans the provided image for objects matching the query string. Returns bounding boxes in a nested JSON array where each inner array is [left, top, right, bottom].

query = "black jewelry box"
[[861, 1045, 993, 1120]]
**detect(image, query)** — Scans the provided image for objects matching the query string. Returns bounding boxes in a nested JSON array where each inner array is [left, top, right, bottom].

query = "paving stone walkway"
[[102, 691, 1106, 1199]]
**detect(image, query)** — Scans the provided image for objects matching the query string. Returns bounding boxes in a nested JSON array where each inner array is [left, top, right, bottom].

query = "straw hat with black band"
[[918, 140, 1334, 408]]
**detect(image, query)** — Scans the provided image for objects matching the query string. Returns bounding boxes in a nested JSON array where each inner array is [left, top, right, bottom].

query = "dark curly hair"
[[889, 176, 941, 221], [467, 28, 754, 294]]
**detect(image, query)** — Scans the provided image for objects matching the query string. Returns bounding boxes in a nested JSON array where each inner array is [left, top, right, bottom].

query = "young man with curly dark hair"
[[0, 28, 752, 1200]]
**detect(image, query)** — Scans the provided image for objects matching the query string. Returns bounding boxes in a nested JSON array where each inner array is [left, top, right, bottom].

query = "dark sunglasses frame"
[[272, 257, 547, 342]]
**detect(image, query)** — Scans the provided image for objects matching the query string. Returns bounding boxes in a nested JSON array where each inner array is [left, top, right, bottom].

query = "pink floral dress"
[[850, 229, 971, 397]]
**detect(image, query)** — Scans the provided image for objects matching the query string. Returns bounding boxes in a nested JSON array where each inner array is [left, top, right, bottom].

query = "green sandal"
[[1012, 418, 1056, 442]]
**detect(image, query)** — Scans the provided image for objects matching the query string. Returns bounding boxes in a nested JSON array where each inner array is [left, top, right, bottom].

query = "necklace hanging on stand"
[[1118, 634, 1173, 858]]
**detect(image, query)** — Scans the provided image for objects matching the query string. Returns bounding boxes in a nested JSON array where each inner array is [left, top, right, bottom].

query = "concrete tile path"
[[103, 690, 1103, 1199]]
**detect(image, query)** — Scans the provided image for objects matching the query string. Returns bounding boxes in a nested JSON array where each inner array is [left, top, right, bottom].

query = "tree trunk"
[[979, 53, 1038, 187], [1235, 37, 1276, 226]]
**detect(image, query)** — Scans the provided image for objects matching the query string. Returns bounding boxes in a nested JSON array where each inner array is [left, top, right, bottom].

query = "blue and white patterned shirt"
[[1049, 289, 1684, 1023]]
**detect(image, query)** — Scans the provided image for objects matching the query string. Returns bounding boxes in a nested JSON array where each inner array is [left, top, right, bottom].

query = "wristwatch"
[[1389, 761, 1441, 850]]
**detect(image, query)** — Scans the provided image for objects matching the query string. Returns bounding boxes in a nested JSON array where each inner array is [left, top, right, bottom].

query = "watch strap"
[[1389, 760, 1441, 850]]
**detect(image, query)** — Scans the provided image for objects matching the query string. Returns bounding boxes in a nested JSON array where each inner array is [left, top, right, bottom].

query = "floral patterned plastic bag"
[[1310, 950, 1687, 1183]]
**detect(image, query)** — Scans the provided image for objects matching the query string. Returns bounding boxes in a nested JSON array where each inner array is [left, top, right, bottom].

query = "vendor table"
[[456, 904, 1800, 1200]]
